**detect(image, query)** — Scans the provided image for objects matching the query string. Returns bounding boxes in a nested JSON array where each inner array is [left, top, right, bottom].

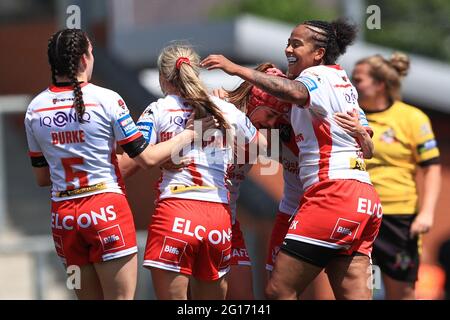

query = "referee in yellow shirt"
[[352, 52, 441, 300]]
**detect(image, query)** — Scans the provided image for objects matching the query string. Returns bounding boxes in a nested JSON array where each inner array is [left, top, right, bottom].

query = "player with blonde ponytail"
[[120, 43, 266, 300]]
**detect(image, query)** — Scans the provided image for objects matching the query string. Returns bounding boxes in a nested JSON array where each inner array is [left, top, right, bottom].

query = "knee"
[[265, 280, 282, 300], [265, 278, 298, 300]]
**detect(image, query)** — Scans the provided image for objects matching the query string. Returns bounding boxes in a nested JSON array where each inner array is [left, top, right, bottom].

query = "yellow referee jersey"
[[365, 101, 440, 214]]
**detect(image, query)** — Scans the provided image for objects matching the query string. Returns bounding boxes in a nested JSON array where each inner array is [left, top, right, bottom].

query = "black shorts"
[[372, 214, 419, 283], [281, 239, 367, 268]]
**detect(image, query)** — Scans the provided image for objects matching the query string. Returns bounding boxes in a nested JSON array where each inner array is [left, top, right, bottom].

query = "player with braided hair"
[[216, 61, 373, 300], [47, 28, 88, 122], [25, 29, 217, 300], [202, 18, 381, 300]]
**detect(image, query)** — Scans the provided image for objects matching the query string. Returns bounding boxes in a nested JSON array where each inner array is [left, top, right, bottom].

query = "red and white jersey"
[[291, 65, 372, 190], [227, 163, 252, 223], [136, 95, 257, 204], [278, 122, 304, 215], [228, 121, 303, 221], [25, 83, 144, 201]]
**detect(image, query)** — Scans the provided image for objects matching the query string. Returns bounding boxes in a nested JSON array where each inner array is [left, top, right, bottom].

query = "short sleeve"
[[410, 110, 440, 164], [108, 94, 148, 158], [24, 108, 48, 167], [357, 107, 374, 138], [295, 69, 325, 110], [24, 109, 42, 154], [136, 102, 158, 145]]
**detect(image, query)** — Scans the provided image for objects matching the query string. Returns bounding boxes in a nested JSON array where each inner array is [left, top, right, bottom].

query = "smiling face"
[[285, 24, 325, 79]]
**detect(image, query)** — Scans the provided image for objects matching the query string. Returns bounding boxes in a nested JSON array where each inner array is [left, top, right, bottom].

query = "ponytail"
[[158, 43, 230, 130]]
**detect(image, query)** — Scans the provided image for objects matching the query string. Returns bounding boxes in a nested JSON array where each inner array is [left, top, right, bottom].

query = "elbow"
[[363, 152, 373, 160], [143, 159, 158, 169], [363, 146, 374, 159], [135, 154, 158, 169], [291, 91, 308, 106]]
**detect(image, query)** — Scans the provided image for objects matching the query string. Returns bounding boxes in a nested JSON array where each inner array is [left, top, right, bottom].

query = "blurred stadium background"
[[0, 0, 449, 299]]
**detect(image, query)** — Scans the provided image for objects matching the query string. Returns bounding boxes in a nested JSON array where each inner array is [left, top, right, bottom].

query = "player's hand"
[[183, 111, 219, 140], [212, 87, 229, 100], [201, 55, 240, 75], [160, 157, 190, 171], [334, 110, 365, 137], [410, 212, 434, 238]]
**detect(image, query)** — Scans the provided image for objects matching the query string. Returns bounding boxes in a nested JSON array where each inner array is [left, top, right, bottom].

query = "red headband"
[[176, 57, 191, 70], [247, 67, 291, 116]]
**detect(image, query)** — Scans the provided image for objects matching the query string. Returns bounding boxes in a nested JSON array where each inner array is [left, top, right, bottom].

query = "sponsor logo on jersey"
[[357, 197, 383, 218], [350, 157, 366, 171], [380, 128, 399, 144], [417, 139, 437, 154], [40, 111, 90, 127], [344, 89, 357, 104], [295, 133, 304, 142], [170, 116, 186, 127], [299, 76, 318, 92], [420, 123, 432, 136], [98, 224, 125, 252], [51, 205, 117, 231], [118, 114, 138, 137], [393, 251, 416, 271], [118, 99, 127, 110], [159, 236, 187, 264], [52, 97, 74, 104], [232, 248, 249, 258], [330, 218, 360, 244], [172, 217, 231, 245], [137, 121, 153, 143], [219, 246, 232, 269], [103, 234, 120, 244]]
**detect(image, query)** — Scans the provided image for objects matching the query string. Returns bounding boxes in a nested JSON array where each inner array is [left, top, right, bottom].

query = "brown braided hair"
[[47, 28, 89, 122], [302, 18, 357, 65]]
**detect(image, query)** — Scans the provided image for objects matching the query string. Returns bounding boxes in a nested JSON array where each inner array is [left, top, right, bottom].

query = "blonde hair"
[[226, 62, 276, 113], [356, 52, 410, 104], [157, 43, 230, 130]]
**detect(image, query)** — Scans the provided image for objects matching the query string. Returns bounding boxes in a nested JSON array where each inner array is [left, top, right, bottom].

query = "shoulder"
[[151, 95, 187, 113], [139, 95, 185, 121], [394, 101, 431, 123], [84, 83, 122, 101], [209, 95, 238, 112], [26, 88, 52, 113], [209, 95, 243, 121], [295, 66, 332, 91]]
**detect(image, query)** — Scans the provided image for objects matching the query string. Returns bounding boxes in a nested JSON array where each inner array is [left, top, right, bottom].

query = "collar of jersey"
[[48, 82, 90, 93]]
